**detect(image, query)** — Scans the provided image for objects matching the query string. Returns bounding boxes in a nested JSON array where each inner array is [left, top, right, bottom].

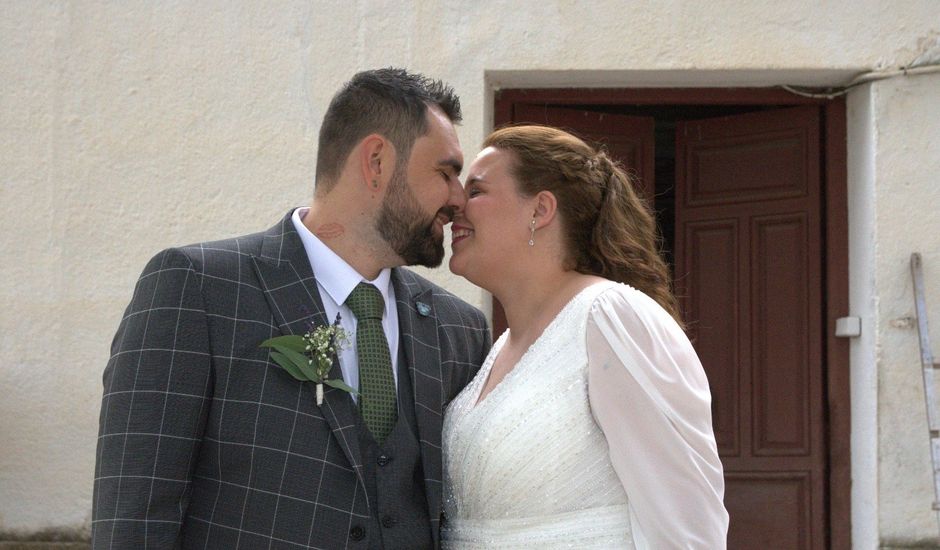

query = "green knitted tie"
[[346, 282, 397, 443]]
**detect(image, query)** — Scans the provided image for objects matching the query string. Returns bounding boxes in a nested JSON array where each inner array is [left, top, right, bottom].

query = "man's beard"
[[376, 169, 451, 268]]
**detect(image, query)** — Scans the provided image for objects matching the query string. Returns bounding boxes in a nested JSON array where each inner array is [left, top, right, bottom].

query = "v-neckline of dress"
[[470, 282, 613, 411]]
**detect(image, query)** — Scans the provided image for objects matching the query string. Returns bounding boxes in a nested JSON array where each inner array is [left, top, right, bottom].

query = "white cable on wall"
[[782, 63, 940, 99]]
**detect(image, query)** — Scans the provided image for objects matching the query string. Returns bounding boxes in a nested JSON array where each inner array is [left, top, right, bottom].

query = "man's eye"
[[467, 188, 480, 197]]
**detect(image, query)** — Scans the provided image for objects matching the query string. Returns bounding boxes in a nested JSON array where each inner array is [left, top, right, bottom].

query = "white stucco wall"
[[2, 1, 938, 546], [846, 73, 940, 549], [870, 72, 940, 546]]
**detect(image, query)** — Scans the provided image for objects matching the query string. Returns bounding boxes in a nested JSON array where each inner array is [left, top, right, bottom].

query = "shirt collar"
[[291, 207, 393, 308]]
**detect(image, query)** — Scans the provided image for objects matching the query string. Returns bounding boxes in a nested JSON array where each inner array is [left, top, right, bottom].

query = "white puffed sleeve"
[[586, 284, 728, 549]]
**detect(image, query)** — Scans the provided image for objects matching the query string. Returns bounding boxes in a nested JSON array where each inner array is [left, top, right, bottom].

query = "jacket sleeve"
[[586, 285, 728, 550], [92, 248, 213, 549]]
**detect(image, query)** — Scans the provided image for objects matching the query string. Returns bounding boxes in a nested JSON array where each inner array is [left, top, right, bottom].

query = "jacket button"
[[377, 454, 391, 467], [382, 515, 397, 528], [349, 526, 365, 541]]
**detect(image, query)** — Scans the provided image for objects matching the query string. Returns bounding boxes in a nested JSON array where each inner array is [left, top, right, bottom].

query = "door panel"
[[725, 472, 812, 550], [685, 130, 810, 206], [753, 213, 811, 456], [676, 105, 825, 549], [684, 219, 741, 456]]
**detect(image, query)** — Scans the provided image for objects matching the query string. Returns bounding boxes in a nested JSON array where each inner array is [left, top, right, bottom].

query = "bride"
[[442, 125, 728, 549]]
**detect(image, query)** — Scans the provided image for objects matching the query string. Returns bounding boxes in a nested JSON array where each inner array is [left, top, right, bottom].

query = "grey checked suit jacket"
[[92, 212, 491, 549]]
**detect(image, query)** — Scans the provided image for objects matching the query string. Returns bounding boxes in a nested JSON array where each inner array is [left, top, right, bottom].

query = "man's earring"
[[528, 218, 536, 246]]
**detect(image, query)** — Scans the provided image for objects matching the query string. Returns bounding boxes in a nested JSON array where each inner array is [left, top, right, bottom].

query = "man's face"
[[376, 106, 465, 267]]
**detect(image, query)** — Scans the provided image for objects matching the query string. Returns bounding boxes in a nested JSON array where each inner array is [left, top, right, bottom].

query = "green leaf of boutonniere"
[[280, 346, 321, 380], [269, 350, 307, 381], [259, 314, 357, 405], [260, 335, 306, 353]]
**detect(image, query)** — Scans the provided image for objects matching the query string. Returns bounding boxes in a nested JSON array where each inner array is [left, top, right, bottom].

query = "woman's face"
[[449, 146, 534, 287]]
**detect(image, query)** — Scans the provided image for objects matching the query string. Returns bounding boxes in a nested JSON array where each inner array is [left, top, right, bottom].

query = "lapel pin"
[[416, 301, 432, 317]]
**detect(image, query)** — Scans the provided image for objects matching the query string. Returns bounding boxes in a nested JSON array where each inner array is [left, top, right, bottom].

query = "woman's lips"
[[451, 225, 473, 246]]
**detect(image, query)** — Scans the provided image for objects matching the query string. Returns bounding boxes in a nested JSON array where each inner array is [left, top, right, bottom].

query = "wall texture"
[[872, 72, 940, 546], [1, 1, 938, 547]]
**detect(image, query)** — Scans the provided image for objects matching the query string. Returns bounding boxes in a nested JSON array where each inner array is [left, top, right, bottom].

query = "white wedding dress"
[[442, 282, 728, 549]]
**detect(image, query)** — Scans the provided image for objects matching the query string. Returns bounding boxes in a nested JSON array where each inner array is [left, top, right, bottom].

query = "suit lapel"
[[251, 212, 365, 488], [391, 269, 445, 528]]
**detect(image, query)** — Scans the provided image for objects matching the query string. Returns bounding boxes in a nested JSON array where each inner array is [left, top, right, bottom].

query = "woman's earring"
[[528, 218, 536, 246]]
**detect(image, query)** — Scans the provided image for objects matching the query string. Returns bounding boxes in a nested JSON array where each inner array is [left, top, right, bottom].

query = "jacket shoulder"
[[172, 229, 267, 268], [134, 230, 269, 283]]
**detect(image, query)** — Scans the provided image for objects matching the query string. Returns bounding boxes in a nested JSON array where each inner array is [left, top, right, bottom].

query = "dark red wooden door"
[[675, 106, 825, 549]]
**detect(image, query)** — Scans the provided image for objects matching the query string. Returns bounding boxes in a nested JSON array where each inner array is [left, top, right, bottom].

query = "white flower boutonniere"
[[260, 314, 357, 405]]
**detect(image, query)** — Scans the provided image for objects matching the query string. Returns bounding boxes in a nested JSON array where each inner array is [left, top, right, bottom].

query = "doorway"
[[492, 88, 850, 550]]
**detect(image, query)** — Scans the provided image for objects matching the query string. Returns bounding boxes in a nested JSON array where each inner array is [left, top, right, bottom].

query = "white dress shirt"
[[291, 207, 400, 398]]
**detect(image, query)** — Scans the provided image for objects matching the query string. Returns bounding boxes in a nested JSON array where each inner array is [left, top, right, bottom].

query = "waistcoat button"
[[350, 525, 365, 541], [377, 454, 391, 467], [381, 515, 397, 528]]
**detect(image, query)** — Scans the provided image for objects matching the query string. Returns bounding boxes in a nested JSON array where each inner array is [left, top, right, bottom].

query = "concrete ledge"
[[882, 542, 940, 550], [0, 528, 90, 550]]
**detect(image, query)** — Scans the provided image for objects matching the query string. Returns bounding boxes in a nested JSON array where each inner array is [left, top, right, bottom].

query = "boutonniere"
[[260, 314, 357, 405]]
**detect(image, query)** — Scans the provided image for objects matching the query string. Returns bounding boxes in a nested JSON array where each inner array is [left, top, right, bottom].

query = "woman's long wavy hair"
[[483, 124, 682, 324]]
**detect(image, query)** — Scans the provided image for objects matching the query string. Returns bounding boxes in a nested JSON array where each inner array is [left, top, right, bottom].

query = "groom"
[[92, 68, 491, 549]]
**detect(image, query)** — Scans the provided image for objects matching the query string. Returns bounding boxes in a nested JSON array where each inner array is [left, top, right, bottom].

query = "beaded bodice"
[[441, 283, 633, 548]]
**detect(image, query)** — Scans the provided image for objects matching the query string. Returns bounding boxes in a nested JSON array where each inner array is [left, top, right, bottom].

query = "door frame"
[[493, 88, 850, 550]]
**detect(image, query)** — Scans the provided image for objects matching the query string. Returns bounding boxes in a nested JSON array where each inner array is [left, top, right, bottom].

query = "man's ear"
[[532, 190, 558, 229], [358, 134, 394, 191]]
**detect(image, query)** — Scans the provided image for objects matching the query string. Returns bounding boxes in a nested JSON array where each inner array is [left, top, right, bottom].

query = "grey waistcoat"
[[355, 345, 433, 550]]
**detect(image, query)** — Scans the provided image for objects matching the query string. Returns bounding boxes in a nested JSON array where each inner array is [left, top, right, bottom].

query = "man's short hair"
[[314, 68, 462, 194]]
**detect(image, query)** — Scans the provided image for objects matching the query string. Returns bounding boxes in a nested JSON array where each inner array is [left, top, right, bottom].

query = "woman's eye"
[[467, 188, 480, 197]]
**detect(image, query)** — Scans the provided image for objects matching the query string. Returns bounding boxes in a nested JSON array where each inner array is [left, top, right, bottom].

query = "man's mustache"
[[436, 206, 456, 224]]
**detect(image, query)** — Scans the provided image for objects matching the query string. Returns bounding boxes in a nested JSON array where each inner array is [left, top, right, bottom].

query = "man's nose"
[[447, 178, 466, 213]]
